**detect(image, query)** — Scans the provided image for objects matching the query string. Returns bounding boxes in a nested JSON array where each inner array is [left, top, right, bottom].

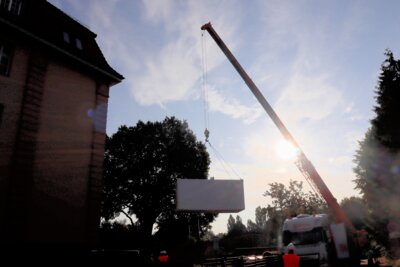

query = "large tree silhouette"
[[101, 117, 215, 246], [354, 50, 400, 251]]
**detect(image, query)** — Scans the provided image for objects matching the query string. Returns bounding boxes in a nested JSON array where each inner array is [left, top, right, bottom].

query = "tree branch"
[[120, 209, 135, 226]]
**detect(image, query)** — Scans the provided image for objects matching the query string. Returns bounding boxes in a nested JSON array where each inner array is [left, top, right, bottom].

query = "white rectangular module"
[[176, 179, 245, 212]]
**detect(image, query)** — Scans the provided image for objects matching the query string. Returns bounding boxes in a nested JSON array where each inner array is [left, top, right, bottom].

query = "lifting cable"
[[201, 29, 242, 180], [206, 141, 242, 180], [201, 30, 210, 142]]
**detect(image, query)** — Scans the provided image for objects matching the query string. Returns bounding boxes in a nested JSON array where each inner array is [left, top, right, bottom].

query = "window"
[[0, 42, 12, 76], [0, 0, 23, 16], [0, 104, 3, 127], [63, 32, 70, 43], [63, 33, 83, 50], [283, 227, 326, 246], [75, 38, 83, 50]]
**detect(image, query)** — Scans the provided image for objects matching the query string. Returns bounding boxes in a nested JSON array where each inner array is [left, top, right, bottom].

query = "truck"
[[201, 22, 367, 266], [282, 213, 353, 266]]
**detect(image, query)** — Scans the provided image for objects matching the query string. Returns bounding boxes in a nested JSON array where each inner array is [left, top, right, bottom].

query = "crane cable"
[[201, 30, 210, 142], [201, 29, 241, 180], [207, 141, 243, 180]]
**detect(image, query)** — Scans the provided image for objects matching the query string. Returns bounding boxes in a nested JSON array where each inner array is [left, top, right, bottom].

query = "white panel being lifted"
[[176, 178, 245, 212]]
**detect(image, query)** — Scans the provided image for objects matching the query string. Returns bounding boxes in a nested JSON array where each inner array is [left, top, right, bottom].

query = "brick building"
[[0, 0, 123, 246]]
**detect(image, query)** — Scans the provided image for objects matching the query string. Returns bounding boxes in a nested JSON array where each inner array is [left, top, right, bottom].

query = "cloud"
[[344, 103, 364, 121], [142, 0, 173, 24], [133, 40, 199, 105], [57, 0, 267, 125], [252, 1, 364, 124], [207, 86, 263, 124], [130, 0, 262, 121], [276, 74, 342, 122]]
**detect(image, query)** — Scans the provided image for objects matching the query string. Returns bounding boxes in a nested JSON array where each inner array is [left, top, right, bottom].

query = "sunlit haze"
[[275, 139, 299, 161], [49, 0, 400, 234]]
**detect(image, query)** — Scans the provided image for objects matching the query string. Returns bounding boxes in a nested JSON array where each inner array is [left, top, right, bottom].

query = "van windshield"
[[283, 227, 325, 246]]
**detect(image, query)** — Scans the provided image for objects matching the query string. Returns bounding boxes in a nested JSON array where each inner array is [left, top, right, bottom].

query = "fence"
[[200, 255, 280, 267]]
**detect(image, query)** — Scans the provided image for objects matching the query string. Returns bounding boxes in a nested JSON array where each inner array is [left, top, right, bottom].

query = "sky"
[[49, 0, 400, 234]]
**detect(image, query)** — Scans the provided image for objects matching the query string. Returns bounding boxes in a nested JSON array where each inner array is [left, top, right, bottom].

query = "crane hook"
[[204, 128, 210, 142]]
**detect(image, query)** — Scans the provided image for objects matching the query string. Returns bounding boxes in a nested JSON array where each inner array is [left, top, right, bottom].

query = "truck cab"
[[282, 214, 333, 267]]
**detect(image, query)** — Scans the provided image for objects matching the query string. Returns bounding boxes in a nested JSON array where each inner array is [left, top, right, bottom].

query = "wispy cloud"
[[133, 40, 199, 105], [207, 86, 263, 124], [276, 73, 342, 122], [252, 1, 370, 123], [142, 0, 173, 24], [344, 103, 364, 121], [130, 0, 262, 123]]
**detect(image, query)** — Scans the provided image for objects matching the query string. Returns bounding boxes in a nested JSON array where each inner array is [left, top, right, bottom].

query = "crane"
[[201, 22, 366, 248]]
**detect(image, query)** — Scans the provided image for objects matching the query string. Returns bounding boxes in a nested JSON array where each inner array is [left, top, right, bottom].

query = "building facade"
[[0, 0, 123, 246]]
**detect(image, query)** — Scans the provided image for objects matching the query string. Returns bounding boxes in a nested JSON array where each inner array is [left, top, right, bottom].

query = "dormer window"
[[63, 32, 83, 50], [63, 32, 70, 43], [75, 38, 82, 50], [0, 0, 23, 16]]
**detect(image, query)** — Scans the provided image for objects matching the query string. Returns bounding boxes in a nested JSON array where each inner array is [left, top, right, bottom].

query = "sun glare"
[[275, 139, 299, 160]]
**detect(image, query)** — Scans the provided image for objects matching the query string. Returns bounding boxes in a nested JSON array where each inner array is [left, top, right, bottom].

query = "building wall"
[[27, 61, 97, 242], [0, 42, 29, 233], [0, 38, 111, 244]]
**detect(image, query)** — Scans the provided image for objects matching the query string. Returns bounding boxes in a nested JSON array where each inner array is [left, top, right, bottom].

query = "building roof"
[[0, 0, 124, 84]]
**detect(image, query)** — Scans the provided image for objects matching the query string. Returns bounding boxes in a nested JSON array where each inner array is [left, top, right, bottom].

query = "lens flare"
[[275, 139, 299, 160]]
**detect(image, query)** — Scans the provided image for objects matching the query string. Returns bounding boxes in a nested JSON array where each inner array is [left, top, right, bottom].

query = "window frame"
[[0, 0, 23, 16], [0, 103, 4, 127], [75, 38, 83, 50], [0, 41, 13, 76], [63, 32, 70, 43]]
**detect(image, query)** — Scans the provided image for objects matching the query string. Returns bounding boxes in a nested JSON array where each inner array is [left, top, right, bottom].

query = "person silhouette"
[[283, 243, 300, 267], [158, 250, 169, 264]]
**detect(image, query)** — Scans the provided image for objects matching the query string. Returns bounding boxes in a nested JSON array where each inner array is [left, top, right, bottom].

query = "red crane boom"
[[201, 22, 359, 235]]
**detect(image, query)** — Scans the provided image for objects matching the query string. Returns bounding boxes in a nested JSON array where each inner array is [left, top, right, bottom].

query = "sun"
[[275, 139, 299, 160]]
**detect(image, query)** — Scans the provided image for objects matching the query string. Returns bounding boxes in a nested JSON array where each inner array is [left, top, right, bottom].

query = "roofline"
[[0, 16, 124, 83], [46, 1, 97, 39]]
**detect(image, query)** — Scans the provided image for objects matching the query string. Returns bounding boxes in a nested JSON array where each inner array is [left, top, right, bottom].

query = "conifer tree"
[[353, 50, 400, 251]]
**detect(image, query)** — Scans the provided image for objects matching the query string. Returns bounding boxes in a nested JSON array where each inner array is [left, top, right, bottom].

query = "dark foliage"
[[353, 50, 400, 253], [101, 116, 216, 249]]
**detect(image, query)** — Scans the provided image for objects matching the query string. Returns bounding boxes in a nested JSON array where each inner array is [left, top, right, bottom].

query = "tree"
[[260, 180, 328, 247], [99, 221, 143, 249], [246, 207, 268, 246], [254, 206, 267, 230], [246, 206, 267, 232], [227, 215, 236, 233], [353, 50, 400, 251], [101, 117, 216, 247], [263, 179, 327, 218], [221, 215, 253, 251], [340, 196, 369, 230], [227, 215, 246, 236]]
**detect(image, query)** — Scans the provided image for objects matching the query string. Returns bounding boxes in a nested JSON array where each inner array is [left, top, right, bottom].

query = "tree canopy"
[[220, 179, 328, 250], [227, 215, 246, 236], [263, 179, 327, 218], [353, 50, 400, 251], [101, 117, 216, 244], [340, 196, 368, 230]]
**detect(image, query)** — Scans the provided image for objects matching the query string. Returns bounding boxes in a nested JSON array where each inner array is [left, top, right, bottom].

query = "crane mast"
[[201, 22, 357, 234]]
